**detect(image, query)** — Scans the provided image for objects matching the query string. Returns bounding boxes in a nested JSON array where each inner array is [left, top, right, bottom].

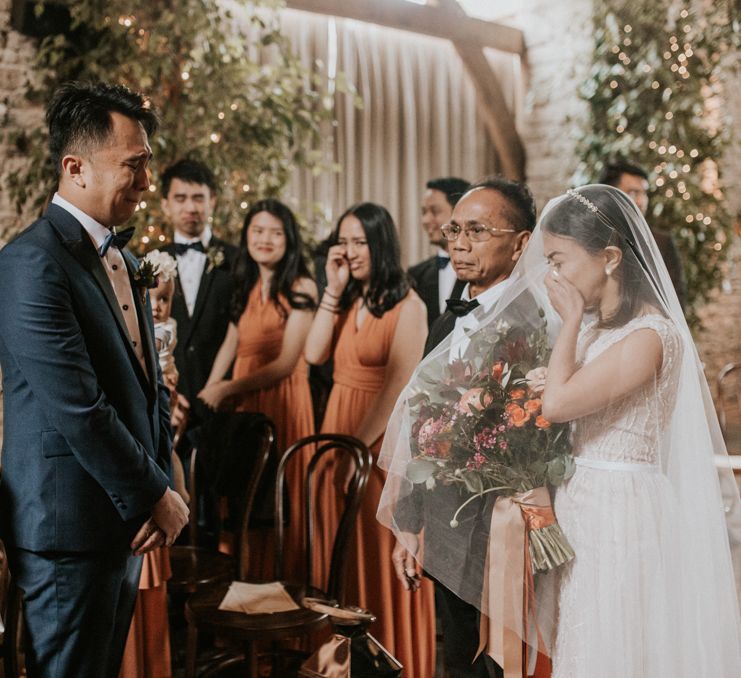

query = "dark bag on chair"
[[196, 411, 277, 527]]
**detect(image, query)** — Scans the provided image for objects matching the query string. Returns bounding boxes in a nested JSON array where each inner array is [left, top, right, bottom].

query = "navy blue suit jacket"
[[0, 204, 171, 552]]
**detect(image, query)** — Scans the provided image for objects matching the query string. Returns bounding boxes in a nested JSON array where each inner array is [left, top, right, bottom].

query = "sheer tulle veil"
[[377, 184, 741, 673]]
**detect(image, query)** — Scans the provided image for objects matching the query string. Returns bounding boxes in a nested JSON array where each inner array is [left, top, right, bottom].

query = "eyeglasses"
[[440, 222, 517, 242]]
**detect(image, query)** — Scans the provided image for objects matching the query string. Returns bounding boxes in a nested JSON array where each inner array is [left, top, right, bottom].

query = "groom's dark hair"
[[47, 81, 159, 179]]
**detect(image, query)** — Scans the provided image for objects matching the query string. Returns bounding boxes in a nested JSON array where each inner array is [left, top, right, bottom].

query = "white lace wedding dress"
[[551, 313, 684, 678]]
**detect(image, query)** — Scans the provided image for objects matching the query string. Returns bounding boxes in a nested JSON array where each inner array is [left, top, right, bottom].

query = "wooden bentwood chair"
[[184, 433, 371, 678], [169, 414, 276, 594]]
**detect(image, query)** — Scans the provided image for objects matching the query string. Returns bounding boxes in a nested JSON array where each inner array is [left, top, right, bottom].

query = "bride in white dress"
[[378, 184, 741, 677], [537, 185, 741, 677]]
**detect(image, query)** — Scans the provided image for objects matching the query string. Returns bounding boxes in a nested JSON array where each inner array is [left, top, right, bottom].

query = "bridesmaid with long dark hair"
[[199, 199, 317, 580], [305, 202, 435, 678]]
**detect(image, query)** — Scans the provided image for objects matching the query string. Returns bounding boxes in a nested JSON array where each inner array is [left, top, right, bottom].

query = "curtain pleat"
[[280, 10, 522, 266]]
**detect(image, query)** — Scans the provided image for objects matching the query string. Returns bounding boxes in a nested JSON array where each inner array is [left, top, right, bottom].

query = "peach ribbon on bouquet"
[[477, 486, 555, 678]]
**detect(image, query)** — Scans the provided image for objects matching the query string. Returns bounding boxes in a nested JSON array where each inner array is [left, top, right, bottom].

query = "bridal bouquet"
[[405, 309, 575, 573]]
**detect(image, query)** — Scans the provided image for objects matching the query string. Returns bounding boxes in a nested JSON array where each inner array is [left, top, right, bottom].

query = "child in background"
[[120, 251, 187, 678]]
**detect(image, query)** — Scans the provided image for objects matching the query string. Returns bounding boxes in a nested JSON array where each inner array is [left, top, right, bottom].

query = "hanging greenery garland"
[[573, 0, 739, 326], [3, 0, 357, 249]]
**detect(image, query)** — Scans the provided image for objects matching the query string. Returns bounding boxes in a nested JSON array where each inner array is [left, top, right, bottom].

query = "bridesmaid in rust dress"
[[305, 203, 435, 678], [199, 199, 317, 581]]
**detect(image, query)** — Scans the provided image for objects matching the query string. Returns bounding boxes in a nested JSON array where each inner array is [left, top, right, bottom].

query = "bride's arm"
[[541, 273, 662, 423]]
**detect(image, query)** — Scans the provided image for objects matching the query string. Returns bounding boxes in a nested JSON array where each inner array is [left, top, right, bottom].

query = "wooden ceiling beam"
[[436, 0, 525, 179], [284, 0, 525, 55]]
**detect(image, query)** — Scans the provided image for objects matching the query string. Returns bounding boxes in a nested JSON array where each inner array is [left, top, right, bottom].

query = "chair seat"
[[184, 581, 330, 642], [169, 545, 235, 593]]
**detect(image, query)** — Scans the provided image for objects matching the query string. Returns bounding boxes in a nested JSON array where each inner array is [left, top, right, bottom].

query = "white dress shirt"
[[436, 248, 458, 314], [449, 278, 514, 361], [52, 193, 147, 375], [174, 226, 212, 317]]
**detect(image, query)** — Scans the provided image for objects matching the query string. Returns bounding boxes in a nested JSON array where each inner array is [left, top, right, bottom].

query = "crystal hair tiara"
[[566, 188, 599, 213], [565, 188, 648, 277]]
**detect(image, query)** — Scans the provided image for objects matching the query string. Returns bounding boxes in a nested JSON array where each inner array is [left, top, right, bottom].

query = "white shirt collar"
[[51, 193, 111, 250], [174, 225, 212, 247], [435, 247, 450, 259], [461, 277, 513, 311]]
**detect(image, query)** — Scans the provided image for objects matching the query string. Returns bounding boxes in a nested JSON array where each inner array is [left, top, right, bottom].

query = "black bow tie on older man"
[[98, 226, 135, 257], [435, 255, 450, 270], [175, 241, 206, 255], [445, 297, 479, 317]]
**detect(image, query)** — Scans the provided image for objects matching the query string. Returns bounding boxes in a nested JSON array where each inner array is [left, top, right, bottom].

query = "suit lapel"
[[49, 205, 133, 347], [48, 205, 153, 398], [182, 237, 223, 347], [123, 251, 157, 397]]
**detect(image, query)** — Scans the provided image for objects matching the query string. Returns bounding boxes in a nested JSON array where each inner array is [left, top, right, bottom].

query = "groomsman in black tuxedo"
[[0, 82, 188, 677], [392, 177, 536, 678], [408, 177, 470, 327], [159, 159, 238, 435]]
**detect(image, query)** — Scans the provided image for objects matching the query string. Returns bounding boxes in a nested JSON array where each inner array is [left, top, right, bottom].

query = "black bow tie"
[[435, 255, 450, 270], [175, 241, 206, 255], [98, 227, 135, 257], [445, 297, 479, 317]]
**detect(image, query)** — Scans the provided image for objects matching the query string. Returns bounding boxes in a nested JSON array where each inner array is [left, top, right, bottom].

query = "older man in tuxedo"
[[392, 177, 536, 678], [158, 159, 238, 435], [0, 82, 188, 677], [409, 176, 470, 327]]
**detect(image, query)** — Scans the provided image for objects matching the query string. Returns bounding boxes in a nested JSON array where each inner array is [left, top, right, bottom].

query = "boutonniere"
[[206, 244, 226, 273], [133, 259, 160, 301]]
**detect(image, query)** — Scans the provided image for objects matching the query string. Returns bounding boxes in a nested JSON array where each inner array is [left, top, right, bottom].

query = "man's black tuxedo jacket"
[[160, 239, 237, 429], [408, 255, 465, 328], [0, 205, 171, 551]]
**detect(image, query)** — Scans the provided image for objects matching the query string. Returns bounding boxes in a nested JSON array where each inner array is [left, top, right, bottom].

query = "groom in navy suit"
[[0, 82, 189, 677]]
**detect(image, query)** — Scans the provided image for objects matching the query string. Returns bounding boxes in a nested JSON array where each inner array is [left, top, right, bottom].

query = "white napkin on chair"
[[218, 581, 300, 614]]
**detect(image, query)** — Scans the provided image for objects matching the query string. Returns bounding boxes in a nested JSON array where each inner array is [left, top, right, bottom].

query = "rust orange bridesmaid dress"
[[316, 294, 436, 678], [119, 548, 172, 678], [232, 283, 315, 581]]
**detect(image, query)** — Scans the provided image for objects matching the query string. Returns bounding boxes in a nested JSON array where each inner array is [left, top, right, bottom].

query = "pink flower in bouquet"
[[466, 451, 487, 470], [474, 427, 498, 453], [417, 416, 452, 458], [458, 388, 493, 414]]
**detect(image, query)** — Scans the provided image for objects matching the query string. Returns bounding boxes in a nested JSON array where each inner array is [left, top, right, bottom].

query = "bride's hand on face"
[[325, 245, 350, 296], [545, 269, 584, 325]]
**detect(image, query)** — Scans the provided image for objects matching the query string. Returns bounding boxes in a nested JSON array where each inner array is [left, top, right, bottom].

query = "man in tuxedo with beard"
[[409, 177, 470, 327], [158, 159, 238, 436], [392, 177, 536, 678], [0, 82, 189, 677]]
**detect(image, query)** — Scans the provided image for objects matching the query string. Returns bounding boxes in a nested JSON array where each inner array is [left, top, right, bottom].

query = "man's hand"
[[392, 532, 421, 592], [151, 487, 189, 546], [170, 393, 190, 429], [130, 517, 166, 555]]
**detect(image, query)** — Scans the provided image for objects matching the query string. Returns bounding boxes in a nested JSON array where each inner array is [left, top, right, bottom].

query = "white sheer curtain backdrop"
[[279, 9, 524, 266]]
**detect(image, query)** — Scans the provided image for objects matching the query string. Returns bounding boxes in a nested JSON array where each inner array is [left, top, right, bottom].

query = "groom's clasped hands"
[[130, 487, 190, 555]]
